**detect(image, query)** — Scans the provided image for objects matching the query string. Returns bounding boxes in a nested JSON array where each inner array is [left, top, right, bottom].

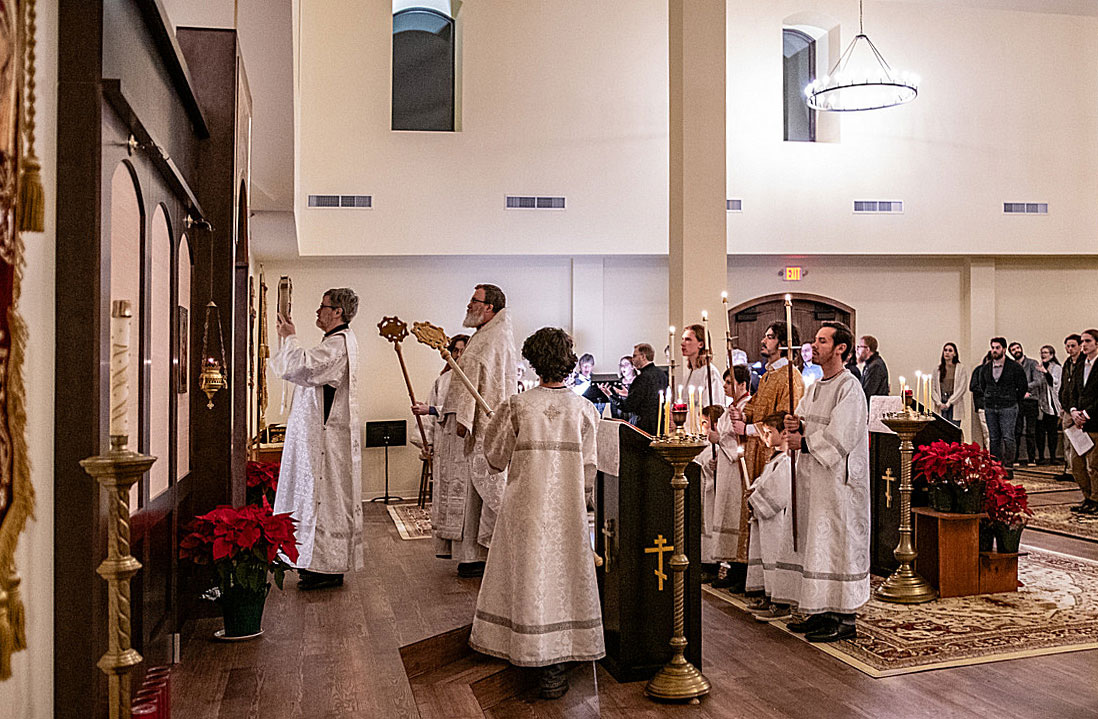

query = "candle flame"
[[784, 293, 792, 302], [721, 291, 728, 300], [701, 310, 708, 320], [899, 376, 906, 385], [669, 325, 675, 334]]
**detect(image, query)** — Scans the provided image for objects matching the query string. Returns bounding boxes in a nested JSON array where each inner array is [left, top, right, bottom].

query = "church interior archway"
[[728, 293, 856, 365]]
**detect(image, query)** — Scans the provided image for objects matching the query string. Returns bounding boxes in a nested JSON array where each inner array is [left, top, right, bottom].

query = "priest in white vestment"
[[703, 365, 752, 589], [470, 327, 604, 700], [433, 284, 518, 577], [272, 288, 363, 590], [779, 321, 870, 642]]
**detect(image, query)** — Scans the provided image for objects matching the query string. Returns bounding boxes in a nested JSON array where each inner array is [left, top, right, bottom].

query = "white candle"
[[110, 300, 133, 439]]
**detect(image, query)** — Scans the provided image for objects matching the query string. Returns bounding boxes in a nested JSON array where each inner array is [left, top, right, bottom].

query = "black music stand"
[[366, 420, 407, 504]]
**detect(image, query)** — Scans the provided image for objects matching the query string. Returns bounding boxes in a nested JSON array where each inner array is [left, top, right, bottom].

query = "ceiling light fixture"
[[805, 0, 919, 112]]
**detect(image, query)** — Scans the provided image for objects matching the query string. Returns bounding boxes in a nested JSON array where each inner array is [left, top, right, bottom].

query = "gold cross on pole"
[[644, 534, 674, 591], [883, 467, 897, 508]]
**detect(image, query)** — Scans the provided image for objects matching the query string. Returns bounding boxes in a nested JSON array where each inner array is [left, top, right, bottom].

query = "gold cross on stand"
[[644, 534, 674, 591], [883, 467, 897, 508]]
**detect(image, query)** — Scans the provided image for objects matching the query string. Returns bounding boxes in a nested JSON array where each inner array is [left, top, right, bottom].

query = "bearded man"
[[433, 284, 518, 577]]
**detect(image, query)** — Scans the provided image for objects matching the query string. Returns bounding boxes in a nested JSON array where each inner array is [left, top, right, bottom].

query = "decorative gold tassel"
[[17, 0, 43, 232]]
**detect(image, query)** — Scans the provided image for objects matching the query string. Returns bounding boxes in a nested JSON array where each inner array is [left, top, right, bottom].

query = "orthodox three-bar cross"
[[645, 534, 673, 591]]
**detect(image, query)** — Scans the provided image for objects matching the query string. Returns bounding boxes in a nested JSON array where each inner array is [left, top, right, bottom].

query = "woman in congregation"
[[470, 327, 604, 700], [932, 342, 969, 431], [609, 354, 638, 422], [1035, 344, 1063, 465]]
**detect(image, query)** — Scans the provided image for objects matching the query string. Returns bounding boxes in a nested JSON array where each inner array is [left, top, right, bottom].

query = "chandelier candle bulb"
[[109, 300, 133, 440]]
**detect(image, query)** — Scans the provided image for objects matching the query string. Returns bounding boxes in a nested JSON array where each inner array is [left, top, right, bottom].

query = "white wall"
[[0, 0, 57, 714]]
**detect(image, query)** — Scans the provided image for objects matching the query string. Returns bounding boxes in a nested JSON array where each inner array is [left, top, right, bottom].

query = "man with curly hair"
[[433, 284, 518, 577], [470, 327, 604, 699]]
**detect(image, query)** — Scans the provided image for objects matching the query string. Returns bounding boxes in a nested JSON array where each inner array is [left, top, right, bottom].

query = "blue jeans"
[[986, 405, 1019, 467]]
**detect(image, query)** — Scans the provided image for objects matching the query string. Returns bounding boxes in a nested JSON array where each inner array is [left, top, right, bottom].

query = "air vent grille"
[[308, 194, 372, 208], [853, 200, 903, 214], [726, 199, 743, 212], [1003, 202, 1047, 215], [506, 196, 566, 210]]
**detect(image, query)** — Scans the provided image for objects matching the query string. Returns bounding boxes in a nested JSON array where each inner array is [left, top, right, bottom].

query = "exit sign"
[[784, 266, 804, 281]]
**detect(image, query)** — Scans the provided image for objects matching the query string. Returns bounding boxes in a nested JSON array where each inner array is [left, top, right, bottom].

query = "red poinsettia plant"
[[913, 441, 1008, 487], [245, 460, 281, 506], [984, 478, 1034, 528], [179, 498, 299, 593]]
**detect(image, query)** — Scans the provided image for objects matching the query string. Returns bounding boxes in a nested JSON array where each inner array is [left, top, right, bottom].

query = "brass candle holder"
[[80, 434, 156, 719], [645, 426, 709, 703], [877, 406, 938, 604]]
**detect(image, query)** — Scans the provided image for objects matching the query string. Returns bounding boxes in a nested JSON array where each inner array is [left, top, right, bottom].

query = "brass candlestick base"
[[877, 410, 938, 604], [645, 436, 709, 703], [80, 435, 157, 719]]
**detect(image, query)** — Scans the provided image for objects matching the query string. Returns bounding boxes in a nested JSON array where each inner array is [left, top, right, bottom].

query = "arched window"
[[392, 4, 455, 131], [783, 28, 816, 142]]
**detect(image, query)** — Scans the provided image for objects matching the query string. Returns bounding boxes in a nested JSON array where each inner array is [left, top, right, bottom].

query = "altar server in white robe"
[[470, 327, 604, 699], [744, 411, 795, 621], [680, 323, 726, 434], [779, 321, 870, 643], [411, 334, 469, 455], [434, 284, 518, 577], [703, 365, 752, 589], [272, 288, 363, 591]]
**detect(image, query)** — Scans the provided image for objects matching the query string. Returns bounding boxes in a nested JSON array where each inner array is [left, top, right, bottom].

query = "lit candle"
[[666, 394, 672, 435], [899, 375, 906, 405], [783, 294, 793, 363], [668, 325, 676, 393], [657, 390, 664, 436], [915, 371, 922, 411], [110, 299, 133, 440], [678, 383, 684, 404], [926, 372, 933, 416], [688, 385, 696, 432]]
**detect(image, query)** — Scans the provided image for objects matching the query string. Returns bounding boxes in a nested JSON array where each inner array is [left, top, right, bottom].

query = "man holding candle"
[[779, 321, 869, 643], [680, 324, 726, 433], [599, 343, 666, 436], [273, 288, 363, 590]]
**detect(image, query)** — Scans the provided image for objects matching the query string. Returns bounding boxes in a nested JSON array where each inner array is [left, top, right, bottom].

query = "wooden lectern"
[[594, 420, 702, 683], [868, 397, 962, 575]]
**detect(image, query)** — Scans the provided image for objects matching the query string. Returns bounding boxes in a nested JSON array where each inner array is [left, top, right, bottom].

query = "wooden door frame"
[[727, 292, 857, 335]]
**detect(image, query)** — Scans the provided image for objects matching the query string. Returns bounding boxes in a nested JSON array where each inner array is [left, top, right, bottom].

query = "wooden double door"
[[728, 293, 855, 365]]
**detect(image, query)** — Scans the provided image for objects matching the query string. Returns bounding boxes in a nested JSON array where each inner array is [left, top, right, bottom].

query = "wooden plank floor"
[[174, 503, 1098, 719]]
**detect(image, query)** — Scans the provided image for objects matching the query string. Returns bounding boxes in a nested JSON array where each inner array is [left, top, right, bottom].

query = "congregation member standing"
[[800, 342, 822, 384], [1060, 334, 1084, 483], [433, 284, 518, 577], [855, 335, 889, 399], [1068, 329, 1098, 515], [780, 321, 869, 643], [600, 343, 667, 435], [931, 342, 968, 429], [1035, 344, 1062, 466], [470, 327, 604, 699], [971, 338, 1028, 469], [272, 288, 362, 590], [1009, 341, 1043, 465], [704, 365, 753, 591]]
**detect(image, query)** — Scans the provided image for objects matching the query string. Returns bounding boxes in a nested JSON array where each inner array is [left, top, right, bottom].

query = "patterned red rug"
[[386, 502, 432, 540], [705, 547, 1098, 676]]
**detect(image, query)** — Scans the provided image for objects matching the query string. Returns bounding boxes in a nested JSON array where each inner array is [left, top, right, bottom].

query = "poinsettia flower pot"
[[219, 581, 271, 638], [953, 482, 985, 514], [993, 524, 1024, 553], [978, 520, 995, 552], [929, 484, 954, 512]]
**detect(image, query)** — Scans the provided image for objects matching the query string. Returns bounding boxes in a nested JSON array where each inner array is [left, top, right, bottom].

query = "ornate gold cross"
[[644, 534, 674, 591], [883, 467, 897, 508]]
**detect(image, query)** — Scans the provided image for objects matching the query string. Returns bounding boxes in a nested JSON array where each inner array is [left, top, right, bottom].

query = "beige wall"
[[0, 0, 57, 714], [292, 0, 1098, 258]]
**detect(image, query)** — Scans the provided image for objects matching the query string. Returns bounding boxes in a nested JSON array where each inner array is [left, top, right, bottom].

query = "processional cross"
[[644, 534, 674, 591]]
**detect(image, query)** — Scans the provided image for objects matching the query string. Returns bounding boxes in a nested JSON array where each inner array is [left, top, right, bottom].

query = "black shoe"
[[457, 561, 485, 578], [786, 614, 829, 634], [538, 664, 569, 700], [298, 572, 344, 590], [1070, 501, 1096, 514], [1057, 473, 1077, 482], [710, 575, 735, 589], [806, 622, 857, 643]]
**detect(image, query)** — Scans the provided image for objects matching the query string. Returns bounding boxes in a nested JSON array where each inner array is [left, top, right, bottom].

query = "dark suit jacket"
[[1060, 355, 1081, 411], [861, 353, 889, 397], [611, 362, 667, 436], [1074, 357, 1098, 432]]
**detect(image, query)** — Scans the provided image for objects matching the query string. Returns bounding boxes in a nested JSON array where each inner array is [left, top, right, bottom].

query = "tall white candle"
[[110, 300, 133, 439]]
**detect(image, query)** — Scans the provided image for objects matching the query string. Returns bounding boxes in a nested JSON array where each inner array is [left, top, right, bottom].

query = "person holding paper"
[[1068, 329, 1098, 515]]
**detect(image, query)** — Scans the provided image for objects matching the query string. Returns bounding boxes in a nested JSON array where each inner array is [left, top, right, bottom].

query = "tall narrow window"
[[783, 29, 816, 142], [392, 6, 455, 131]]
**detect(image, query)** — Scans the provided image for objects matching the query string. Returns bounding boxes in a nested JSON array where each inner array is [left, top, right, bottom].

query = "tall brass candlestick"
[[645, 430, 709, 703], [877, 410, 937, 604], [784, 294, 798, 552], [82, 300, 157, 719]]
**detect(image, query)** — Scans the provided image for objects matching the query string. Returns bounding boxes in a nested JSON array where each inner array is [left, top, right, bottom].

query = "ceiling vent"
[[506, 196, 566, 210], [308, 194, 372, 209], [726, 199, 743, 212], [1003, 202, 1048, 215], [853, 200, 903, 214]]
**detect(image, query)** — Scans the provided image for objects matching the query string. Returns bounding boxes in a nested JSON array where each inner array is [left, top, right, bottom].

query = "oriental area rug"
[[1028, 504, 1098, 543], [386, 502, 433, 540], [1014, 472, 1077, 495], [704, 547, 1098, 677]]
